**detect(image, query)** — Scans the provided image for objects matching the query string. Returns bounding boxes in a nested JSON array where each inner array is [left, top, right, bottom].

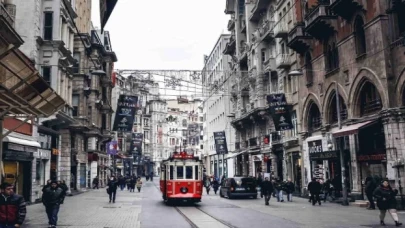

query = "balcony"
[[227, 16, 236, 31], [250, 0, 271, 22], [263, 57, 276, 72], [260, 20, 275, 42], [276, 54, 292, 69], [240, 18, 246, 33], [223, 35, 236, 55], [101, 129, 113, 139], [287, 23, 312, 54], [231, 83, 238, 96], [0, 4, 23, 50], [274, 23, 289, 38], [239, 42, 248, 62], [235, 142, 241, 150], [329, 0, 363, 20], [305, 1, 337, 40], [249, 137, 259, 148]]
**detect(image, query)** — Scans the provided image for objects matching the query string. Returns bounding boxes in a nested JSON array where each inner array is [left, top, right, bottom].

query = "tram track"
[[153, 181, 238, 228]]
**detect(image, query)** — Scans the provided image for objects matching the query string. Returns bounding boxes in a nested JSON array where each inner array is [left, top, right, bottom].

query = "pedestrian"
[[204, 178, 211, 195], [285, 178, 295, 202], [107, 176, 118, 203], [150, 172, 154, 181], [261, 177, 274, 205], [136, 177, 143, 192], [129, 177, 136, 192], [308, 178, 322, 206], [0, 183, 26, 228], [42, 180, 52, 193], [274, 179, 284, 202], [212, 178, 219, 194], [118, 176, 125, 191], [365, 175, 377, 210], [373, 179, 402, 226], [92, 176, 99, 189], [322, 179, 333, 202], [42, 180, 65, 228]]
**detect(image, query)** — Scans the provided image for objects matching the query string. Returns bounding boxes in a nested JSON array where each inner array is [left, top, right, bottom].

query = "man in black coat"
[[365, 176, 377, 209], [107, 176, 118, 203], [42, 180, 66, 228], [261, 177, 274, 205], [308, 178, 322, 206]]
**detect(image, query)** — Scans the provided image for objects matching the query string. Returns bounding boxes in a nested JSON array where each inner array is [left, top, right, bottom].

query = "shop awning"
[[332, 120, 376, 138], [0, 49, 65, 117], [3, 135, 40, 148], [227, 151, 244, 158]]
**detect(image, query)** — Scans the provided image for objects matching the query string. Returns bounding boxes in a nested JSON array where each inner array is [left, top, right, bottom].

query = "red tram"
[[160, 152, 204, 203]]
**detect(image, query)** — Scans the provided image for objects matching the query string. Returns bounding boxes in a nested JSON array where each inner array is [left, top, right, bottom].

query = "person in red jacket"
[[0, 182, 26, 227]]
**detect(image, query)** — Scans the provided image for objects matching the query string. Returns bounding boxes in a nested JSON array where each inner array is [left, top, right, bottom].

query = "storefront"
[[2, 138, 40, 202], [252, 154, 263, 178], [33, 148, 51, 201]]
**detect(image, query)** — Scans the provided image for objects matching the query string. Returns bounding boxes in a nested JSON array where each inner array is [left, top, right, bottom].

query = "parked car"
[[219, 176, 257, 199]]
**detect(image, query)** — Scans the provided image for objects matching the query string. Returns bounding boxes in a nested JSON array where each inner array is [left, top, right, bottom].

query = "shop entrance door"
[[80, 163, 86, 188]]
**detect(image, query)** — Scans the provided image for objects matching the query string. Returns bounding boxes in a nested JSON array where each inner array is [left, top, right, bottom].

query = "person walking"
[[42, 180, 52, 193], [204, 177, 211, 195], [42, 180, 65, 228], [308, 178, 322, 206], [107, 176, 118, 203], [129, 177, 136, 193], [261, 177, 274, 205], [92, 176, 99, 189], [0, 183, 26, 228], [285, 178, 295, 202], [365, 175, 377, 210], [212, 178, 220, 194], [136, 177, 143, 192], [373, 179, 402, 226], [150, 172, 154, 182]]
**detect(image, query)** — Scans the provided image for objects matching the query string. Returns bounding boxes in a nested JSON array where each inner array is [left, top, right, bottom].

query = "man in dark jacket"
[[285, 178, 295, 202], [43, 180, 66, 228], [0, 183, 26, 227], [42, 180, 52, 193], [308, 178, 322, 206], [365, 176, 377, 209], [107, 176, 118, 203], [261, 177, 274, 205], [92, 176, 99, 189]]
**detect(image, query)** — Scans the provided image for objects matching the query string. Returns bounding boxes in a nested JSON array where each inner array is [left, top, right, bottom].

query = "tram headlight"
[[180, 187, 188, 193]]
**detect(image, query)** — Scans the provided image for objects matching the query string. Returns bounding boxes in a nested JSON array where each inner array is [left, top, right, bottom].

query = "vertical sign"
[[213, 131, 228, 154], [130, 133, 143, 155], [267, 94, 293, 131], [112, 95, 138, 132], [107, 141, 118, 155]]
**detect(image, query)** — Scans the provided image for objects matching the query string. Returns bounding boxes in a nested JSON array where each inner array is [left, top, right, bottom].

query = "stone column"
[[59, 129, 71, 194], [349, 134, 361, 194]]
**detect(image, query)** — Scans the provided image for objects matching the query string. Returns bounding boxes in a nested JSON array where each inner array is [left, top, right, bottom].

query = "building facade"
[[202, 34, 236, 178]]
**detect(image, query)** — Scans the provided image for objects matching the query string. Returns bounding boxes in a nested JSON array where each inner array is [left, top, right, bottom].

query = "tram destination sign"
[[112, 95, 139, 132], [213, 131, 228, 154]]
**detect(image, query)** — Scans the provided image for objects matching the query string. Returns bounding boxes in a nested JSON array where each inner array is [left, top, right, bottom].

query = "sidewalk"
[[24, 186, 142, 228]]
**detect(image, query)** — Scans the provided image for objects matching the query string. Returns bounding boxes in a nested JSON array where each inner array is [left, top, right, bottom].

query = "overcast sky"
[[91, 0, 229, 71]]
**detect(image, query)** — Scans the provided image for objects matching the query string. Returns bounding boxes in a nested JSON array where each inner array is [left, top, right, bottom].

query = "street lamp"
[[92, 69, 106, 76], [288, 69, 303, 77]]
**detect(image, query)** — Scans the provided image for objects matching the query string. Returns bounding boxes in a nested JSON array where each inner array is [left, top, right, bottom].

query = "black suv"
[[219, 176, 257, 199]]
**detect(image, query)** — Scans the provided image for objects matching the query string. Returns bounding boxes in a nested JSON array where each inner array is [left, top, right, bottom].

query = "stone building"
[[202, 34, 236, 178], [285, 0, 405, 197]]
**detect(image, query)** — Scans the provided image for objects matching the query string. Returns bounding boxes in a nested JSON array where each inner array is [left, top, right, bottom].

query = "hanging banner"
[[213, 131, 228, 154], [267, 94, 293, 131], [112, 95, 138, 132], [130, 133, 143, 155], [107, 141, 118, 155]]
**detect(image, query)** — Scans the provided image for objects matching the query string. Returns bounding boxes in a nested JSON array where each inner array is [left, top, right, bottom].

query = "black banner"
[[213, 131, 228, 154], [112, 95, 139, 132], [267, 94, 293, 131], [130, 133, 143, 155]]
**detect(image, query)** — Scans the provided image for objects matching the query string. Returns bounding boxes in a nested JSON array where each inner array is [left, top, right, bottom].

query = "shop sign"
[[308, 140, 338, 160], [357, 154, 386, 162], [6, 143, 37, 153], [52, 148, 60, 155], [3, 150, 33, 161], [36, 149, 51, 159]]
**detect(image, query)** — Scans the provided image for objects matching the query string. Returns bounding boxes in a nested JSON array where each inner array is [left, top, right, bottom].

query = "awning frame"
[[332, 120, 376, 138]]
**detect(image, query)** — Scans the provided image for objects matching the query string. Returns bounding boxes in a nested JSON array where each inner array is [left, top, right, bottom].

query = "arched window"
[[358, 81, 382, 116], [328, 91, 348, 124], [305, 52, 313, 85], [324, 37, 339, 72], [307, 102, 322, 132], [354, 16, 366, 56], [390, 1, 405, 40]]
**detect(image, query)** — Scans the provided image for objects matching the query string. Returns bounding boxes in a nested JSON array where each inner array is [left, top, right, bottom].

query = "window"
[[169, 166, 174, 179], [305, 52, 313, 85], [73, 52, 80, 74], [185, 166, 193, 179], [359, 81, 382, 116], [261, 49, 266, 63], [144, 131, 149, 139], [291, 111, 298, 137], [308, 103, 322, 132], [195, 166, 199, 180], [41, 66, 51, 85], [176, 166, 184, 179], [329, 91, 348, 123], [324, 37, 339, 72], [102, 114, 107, 130], [200, 144, 203, 149], [72, 94, 79, 116], [354, 16, 366, 56], [43, 12, 53, 40], [88, 106, 92, 122]]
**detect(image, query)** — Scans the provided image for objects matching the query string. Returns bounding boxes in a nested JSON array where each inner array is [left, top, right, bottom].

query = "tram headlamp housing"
[[180, 187, 188, 193]]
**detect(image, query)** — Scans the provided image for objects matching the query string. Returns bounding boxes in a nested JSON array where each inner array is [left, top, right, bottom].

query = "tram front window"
[[176, 166, 184, 179], [195, 166, 198, 180], [185, 166, 193, 179], [169, 166, 174, 179]]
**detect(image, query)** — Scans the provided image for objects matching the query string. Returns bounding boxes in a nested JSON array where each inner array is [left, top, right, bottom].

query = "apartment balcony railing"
[[227, 15, 236, 31], [248, 66, 257, 82], [223, 35, 236, 55], [276, 54, 292, 69], [361, 99, 383, 115], [304, 1, 337, 40], [287, 23, 312, 54], [274, 22, 289, 38], [263, 57, 276, 72], [329, 0, 364, 20], [260, 20, 275, 42], [239, 42, 249, 62], [249, 137, 258, 147], [271, 133, 282, 145], [0, 3, 14, 27], [235, 142, 241, 150]]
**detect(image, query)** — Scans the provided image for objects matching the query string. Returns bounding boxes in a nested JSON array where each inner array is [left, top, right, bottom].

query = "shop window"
[[354, 16, 366, 56], [328, 91, 348, 124], [305, 52, 313, 85], [307, 102, 321, 132], [358, 81, 382, 116]]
